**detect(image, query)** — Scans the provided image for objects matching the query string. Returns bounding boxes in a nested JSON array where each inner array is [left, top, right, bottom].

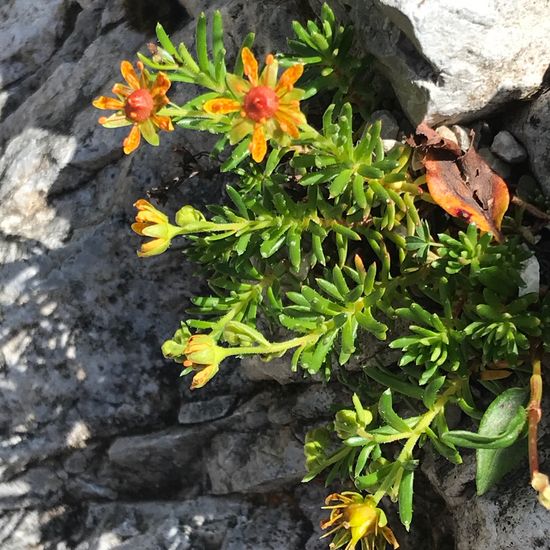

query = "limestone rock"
[[491, 130, 528, 163], [505, 90, 550, 195], [309, 0, 550, 125]]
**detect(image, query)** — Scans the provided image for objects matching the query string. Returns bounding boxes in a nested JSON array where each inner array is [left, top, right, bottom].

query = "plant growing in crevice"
[[93, 4, 549, 548]]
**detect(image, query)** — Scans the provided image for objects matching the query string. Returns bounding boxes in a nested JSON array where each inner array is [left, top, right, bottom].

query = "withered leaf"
[[411, 124, 510, 241]]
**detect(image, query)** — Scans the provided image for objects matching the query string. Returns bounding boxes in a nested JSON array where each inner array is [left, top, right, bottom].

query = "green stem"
[[224, 332, 320, 358], [372, 379, 462, 504]]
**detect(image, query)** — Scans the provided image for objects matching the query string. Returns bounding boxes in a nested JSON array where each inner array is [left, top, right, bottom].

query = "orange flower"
[[203, 48, 306, 162], [131, 199, 181, 257], [93, 60, 174, 154], [183, 334, 226, 389], [321, 492, 399, 550]]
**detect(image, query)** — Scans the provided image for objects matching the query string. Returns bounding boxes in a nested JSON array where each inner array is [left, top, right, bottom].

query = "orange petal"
[[203, 97, 242, 115], [112, 83, 132, 97], [151, 72, 171, 97], [190, 364, 218, 389], [152, 115, 174, 132], [276, 64, 304, 93], [92, 96, 124, 110], [131, 222, 151, 235], [123, 124, 141, 154], [120, 60, 140, 90], [274, 110, 300, 138], [134, 199, 154, 210], [242, 47, 259, 86], [137, 61, 148, 89], [249, 124, 267, 162]]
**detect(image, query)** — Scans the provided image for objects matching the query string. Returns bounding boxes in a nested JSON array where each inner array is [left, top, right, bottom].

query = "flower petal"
[[249, 124, 267, 162], [276, 64, 304, 93], [226, 73, 251, 98], [274, 109, 300, 138], [131, 222, 150, 236], [229, 117, 254, 144], [123, 124, 141, 154], [112, 83, 133, 97], [138, 238, 170, 257], [151, 72, 171, 97], [139, 118, 160, 146], [190, 364, 219, 389], [152, 114, 174, 132], [242, 47, 259, 86], [121, 60, 140, 90], [98, 113, 132, 128], [260, 53, 278, 88], [203, 97, 242, 115], [93, 96, 125, 110]]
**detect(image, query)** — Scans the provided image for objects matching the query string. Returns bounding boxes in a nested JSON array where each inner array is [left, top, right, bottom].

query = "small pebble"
[[382, 139, 399, 153], [478, 148, 511, 179], [451, 124, 471, 151], [368, 110, 399, 140], [490, 130, 527, 163], [519, 254, 540, 296], [435, 125, 459, 146]]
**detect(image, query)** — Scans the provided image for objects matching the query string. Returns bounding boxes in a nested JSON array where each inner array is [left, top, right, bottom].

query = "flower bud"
[[175, 205, 205, 228], [334, 409, 361, 440]]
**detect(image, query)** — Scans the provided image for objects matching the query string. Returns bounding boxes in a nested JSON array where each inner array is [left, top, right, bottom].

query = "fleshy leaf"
[[475, 387, 528, 495]]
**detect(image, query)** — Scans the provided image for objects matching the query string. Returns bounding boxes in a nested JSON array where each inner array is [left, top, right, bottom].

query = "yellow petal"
[[123, 124, 141, 154], [93, 96, 125, 110], [121, 60, 140, 90], [98, 113, 132, 128], [276, 64, 304, 92], [249, 124, 267, 162], [226, 73, 251, 97], [137, 238, 170, 257], [203, 97, 242, 115], [139, 118, 160, 146], [260, 53, 278, 88], [229, 117, 254, 144], [242, 47, 259, 86]]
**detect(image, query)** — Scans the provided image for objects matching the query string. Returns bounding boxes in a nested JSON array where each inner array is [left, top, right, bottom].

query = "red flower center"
[[125, 89, 154, 123], [243, 86, 279, 122]]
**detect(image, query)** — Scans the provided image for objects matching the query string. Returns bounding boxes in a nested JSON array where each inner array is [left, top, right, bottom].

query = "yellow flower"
[[183, 334, 226, 389], [131, 199, 181, 257], [203, 47, 306, 162], [93, 60, 174, 154], [321, 492, 399, 550]]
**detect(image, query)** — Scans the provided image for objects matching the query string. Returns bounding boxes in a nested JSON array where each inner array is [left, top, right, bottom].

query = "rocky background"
[[0, 0, 549, 549]]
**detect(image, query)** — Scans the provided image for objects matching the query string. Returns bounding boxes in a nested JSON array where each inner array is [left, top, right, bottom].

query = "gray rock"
[[207, 427, 305, 494], [309, 0, 550, 125], [478, 147, 512, 180], [491, 130, 528, 163], [368, 109, 400, 140], [178, 395, 236, 424], [506, 90, 550, 195]]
